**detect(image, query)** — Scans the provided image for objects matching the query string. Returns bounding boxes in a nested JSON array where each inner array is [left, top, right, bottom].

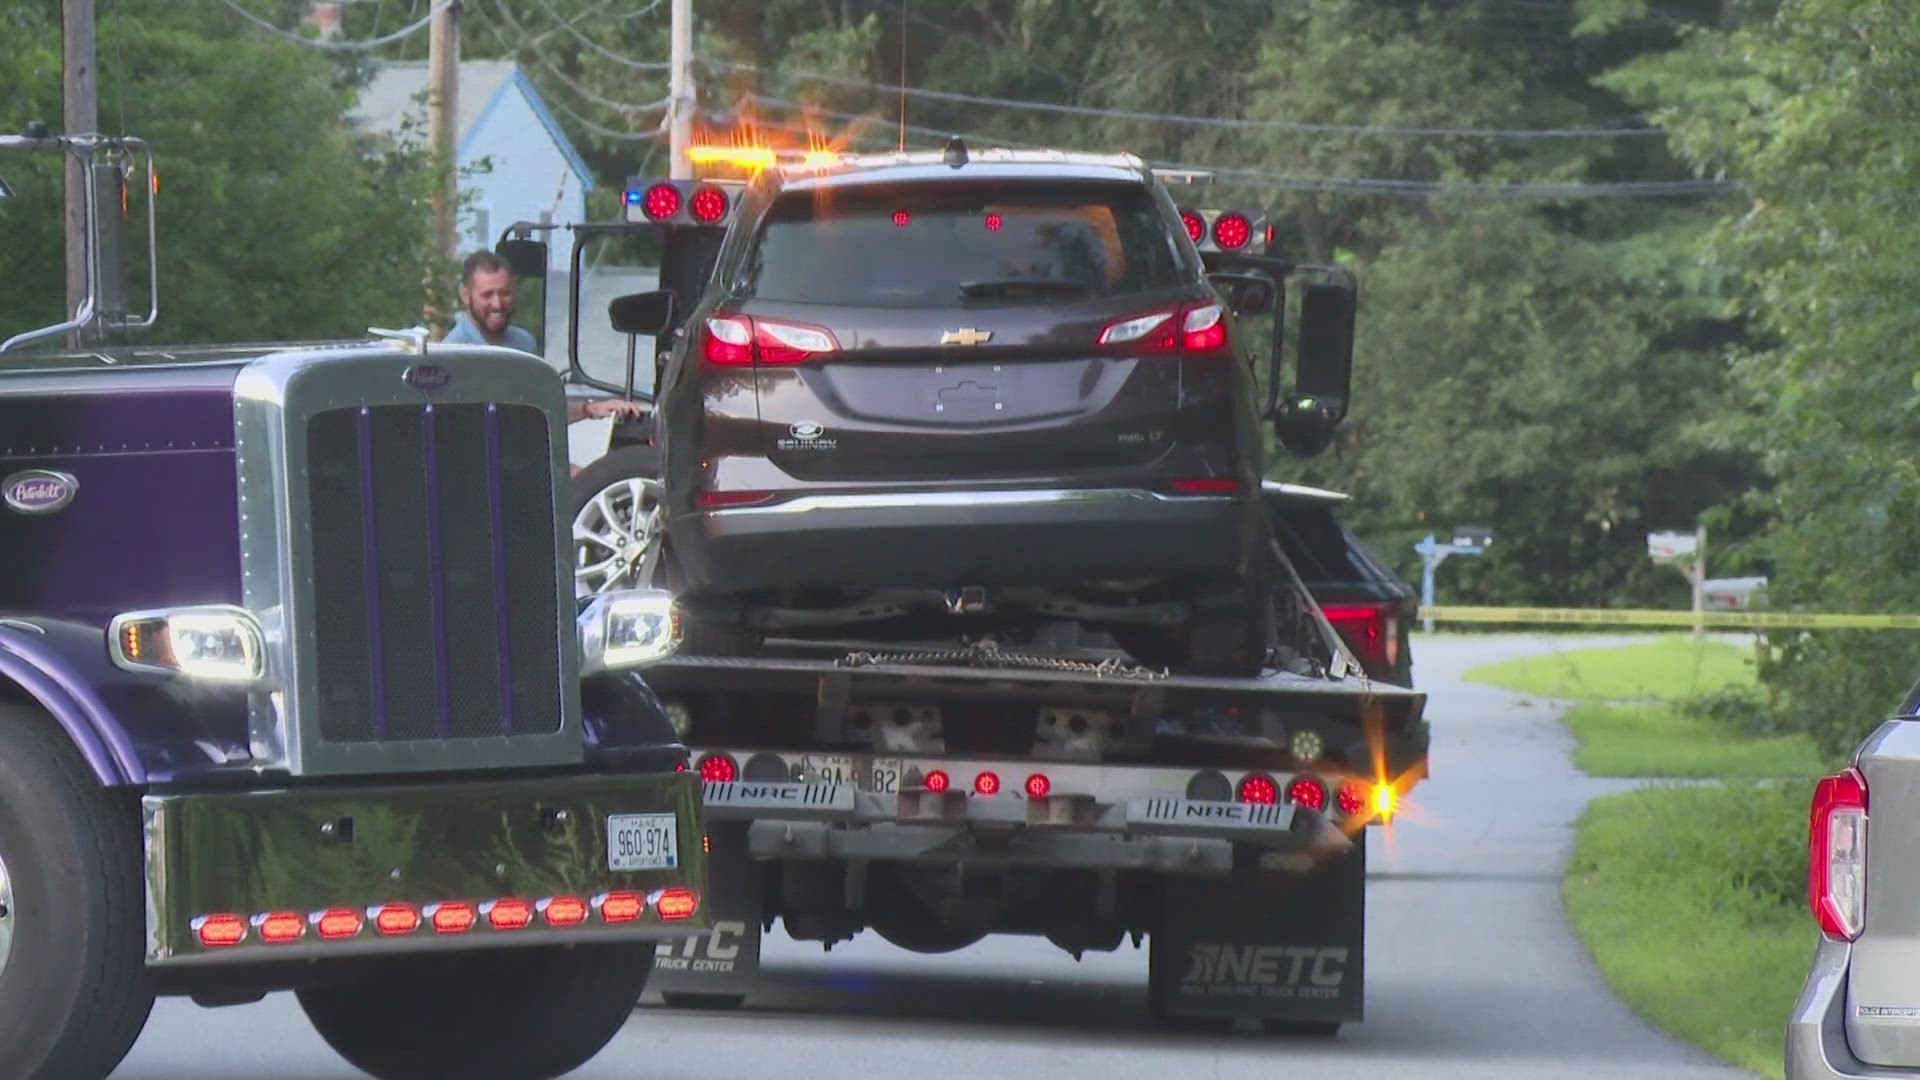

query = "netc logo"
[[1182, 944, 1349, 990]]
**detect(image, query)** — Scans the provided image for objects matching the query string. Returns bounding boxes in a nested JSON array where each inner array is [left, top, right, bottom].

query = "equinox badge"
[[940, 328, 993, 346]]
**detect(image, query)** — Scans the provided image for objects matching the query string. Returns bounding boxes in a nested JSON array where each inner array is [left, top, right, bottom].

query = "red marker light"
[[984, 212, 1003, 231], [485, 898, 534, 931], [194, 913, 247, 948], [427, 901, 477, 935], [541, 896, 588, 928], [1212, 212, 1252, 250], [642, 182, 681, 221], [1337, 779, 1370, 816], [892, 209, 911, 227], [372, 902, 420, 936], [656, 888, 699, 921], [974, 771, 1001, 796], [924, 769, 951, 793], [315, 908, 363, 941], [257, 911, 306, 944], [696, 753, 738, 782], [690, 185, 728, 223], [1181, 210, 1205, 243], [1288, 776, 1328, 811], [597, 891, 644, 924], [1237, 773, 1278, 805], [1025, 773, 1051, 799]]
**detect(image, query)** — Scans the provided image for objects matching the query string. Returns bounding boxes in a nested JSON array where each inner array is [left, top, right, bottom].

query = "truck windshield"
[[737, 179, 1189, 308]]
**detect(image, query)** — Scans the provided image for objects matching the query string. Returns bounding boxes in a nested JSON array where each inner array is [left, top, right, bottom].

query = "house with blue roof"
[[353, 59, 596, 273]]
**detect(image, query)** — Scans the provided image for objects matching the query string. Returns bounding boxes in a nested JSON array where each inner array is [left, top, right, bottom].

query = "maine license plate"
[[606, 813, 680, 872], [798, 754, 905, 794]]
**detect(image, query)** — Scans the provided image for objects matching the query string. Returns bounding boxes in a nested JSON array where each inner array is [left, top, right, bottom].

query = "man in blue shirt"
[[443, 250, 641, 427]]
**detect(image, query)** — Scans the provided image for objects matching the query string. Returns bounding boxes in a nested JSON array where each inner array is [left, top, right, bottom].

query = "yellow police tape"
[[1419, 605, 1920, 631]]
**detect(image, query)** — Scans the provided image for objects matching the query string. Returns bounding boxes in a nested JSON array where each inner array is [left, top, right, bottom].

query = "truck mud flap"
[[1149, 837, 1365, 1026], [650, 823, 764, 999]]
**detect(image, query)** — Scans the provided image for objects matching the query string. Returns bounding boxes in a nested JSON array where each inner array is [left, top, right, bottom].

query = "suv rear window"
[[737, 179, 1187, 307]]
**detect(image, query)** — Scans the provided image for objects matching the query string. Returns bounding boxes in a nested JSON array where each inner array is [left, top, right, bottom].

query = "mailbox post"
[[1415, 526, 1493, 633], [1648, 526, 1708, 637]]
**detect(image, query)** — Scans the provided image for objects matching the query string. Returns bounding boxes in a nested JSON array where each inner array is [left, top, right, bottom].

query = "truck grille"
[[305, 403, 563, 743]]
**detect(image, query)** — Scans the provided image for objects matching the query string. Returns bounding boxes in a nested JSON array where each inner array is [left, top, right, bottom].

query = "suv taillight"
[[1809, 766, 1868, 941], [1097, 302, 1229, 354], [700, 315, 840, 367], [1319, 602, 1397, 675]]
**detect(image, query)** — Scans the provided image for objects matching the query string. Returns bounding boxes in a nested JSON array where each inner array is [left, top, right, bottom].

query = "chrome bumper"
[[695, 766, 1354, 876], [142, 768, 708, 968]]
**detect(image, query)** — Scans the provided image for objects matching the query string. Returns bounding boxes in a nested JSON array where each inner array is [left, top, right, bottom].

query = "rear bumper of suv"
[[667, 487, 1253, 593], [1788, 938, 1920, 1079]]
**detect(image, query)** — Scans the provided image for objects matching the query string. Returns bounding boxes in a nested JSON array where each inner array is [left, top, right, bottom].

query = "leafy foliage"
[[1613, 0, 1920, 755], [0, 0, 449, 348]]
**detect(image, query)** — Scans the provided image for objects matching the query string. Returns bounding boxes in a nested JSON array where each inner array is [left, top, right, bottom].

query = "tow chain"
[[837, 640, 1170, 681]]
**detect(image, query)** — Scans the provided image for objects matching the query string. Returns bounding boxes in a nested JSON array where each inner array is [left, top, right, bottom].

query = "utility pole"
[[1689, 524, 1707, 639], [63, 0, 97, 348], [427, 0, 461, 261], [668, 0, 693, 179], [425, 0, 461, 330]]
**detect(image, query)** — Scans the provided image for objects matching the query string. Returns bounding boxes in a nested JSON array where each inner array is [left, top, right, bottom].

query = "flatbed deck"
[[641, 642, 1428, 772]]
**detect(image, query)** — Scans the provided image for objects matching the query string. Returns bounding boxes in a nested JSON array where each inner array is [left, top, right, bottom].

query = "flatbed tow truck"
[[507, 142, 1431, 1033]]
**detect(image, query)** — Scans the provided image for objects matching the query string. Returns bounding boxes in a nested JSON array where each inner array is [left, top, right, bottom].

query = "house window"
[[470, 204, 492, 248]]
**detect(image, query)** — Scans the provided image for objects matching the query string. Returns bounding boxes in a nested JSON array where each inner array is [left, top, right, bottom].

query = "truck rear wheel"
[[296, 943, 655, 1080], [0, 702, 155, 1080]]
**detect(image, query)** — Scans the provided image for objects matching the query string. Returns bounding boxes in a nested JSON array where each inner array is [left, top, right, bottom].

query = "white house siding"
[[458, 81, 587, 275]]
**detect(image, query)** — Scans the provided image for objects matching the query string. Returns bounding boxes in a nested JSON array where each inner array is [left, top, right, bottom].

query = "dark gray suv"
[[568, 140, 1357, 677]]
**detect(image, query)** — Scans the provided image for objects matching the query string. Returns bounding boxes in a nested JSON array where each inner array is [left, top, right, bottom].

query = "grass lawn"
[[1463, 634, 1821, 778], [1463, 635, 1757, 702], [1567, 782, 1816, 1080], [1563, 702, 1825, 779]]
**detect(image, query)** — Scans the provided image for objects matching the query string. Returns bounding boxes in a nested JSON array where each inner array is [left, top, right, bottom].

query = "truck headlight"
[[578, 589, 681, 675], [108, 605, 267, 684]]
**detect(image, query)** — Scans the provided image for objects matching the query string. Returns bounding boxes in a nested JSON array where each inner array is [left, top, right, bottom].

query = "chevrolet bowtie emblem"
[[940, 328, 993, 346]]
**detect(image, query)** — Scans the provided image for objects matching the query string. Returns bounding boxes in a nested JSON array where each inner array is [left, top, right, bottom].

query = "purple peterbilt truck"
[[0, 131, 708, 1080]]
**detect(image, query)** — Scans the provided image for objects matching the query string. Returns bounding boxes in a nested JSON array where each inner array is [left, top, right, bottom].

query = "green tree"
[[0, 0, 445, 349], [1606, 0, 1920, 757]]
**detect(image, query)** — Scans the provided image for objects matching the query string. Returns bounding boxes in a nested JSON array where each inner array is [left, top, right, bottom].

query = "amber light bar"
[[191, 888, 701, 950]]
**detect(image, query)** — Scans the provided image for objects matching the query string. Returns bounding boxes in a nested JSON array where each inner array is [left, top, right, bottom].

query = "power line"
[[218, 0, 450, 50], [495, 1, 1665, 140], [534, 56, 671, 116], [727, 94, 1733, 200], [520, 0, 672, 70], [542, 92, 665, 141], [707, 60, 1666, 139]]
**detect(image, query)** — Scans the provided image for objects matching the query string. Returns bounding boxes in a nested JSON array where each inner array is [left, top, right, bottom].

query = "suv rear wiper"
[[957, 278, 1094, 300]]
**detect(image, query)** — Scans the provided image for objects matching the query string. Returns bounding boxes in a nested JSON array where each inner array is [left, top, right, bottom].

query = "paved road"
[[112, 633, 1760, 1079]]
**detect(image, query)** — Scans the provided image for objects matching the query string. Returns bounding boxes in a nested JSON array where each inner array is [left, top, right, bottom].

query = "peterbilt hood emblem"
[[2, 469, 78, 515], [403, 363, 452, 391]]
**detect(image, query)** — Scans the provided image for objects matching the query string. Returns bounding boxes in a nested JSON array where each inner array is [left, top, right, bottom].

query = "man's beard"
[[469, 305, 510, 333]]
